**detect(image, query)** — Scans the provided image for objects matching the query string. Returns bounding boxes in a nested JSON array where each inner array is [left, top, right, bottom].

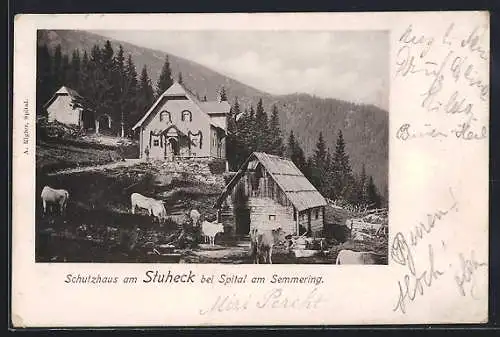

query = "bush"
[[37, 117, 83, 140], [208, 159, 226, 174], [324, 224, 350, 243]]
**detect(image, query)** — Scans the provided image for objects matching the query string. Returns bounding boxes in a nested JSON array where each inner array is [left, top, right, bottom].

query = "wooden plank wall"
[[297, 207, 324, 236], [248, 197, 295, 235]]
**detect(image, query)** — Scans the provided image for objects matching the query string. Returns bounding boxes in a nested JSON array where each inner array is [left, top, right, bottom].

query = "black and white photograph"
[[35, 29, 390, 264]]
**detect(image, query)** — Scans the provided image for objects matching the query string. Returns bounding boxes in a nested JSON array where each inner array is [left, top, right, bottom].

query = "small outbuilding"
[[214, 152, 327, 238], [44, 86, 87, 127]]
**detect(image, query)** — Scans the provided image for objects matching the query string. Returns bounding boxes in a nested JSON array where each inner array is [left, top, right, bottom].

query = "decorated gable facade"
[[132, 82, 230, 161]]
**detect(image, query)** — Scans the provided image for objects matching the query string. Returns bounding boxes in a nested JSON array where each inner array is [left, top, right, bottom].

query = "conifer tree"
[[72, 43, 115, 133], [286, 131, 307, 173], [219, 86, 227, 101], [359, 164, 368, 205], [113, 45, 130, 137], [136, 65, 155, 117], [178, 72, 184, 84], [101, 40, 115, 72], [228, 96, 240, 134], [156, 55, 173, 97], [61, 54, 71, 88], [366, 176, 381, 209], [52, 44, 63, 88], [247, 105, 257, 153], [331, 129, 353, 200], [226, 97, 245, 170], [236, 105, 257, 157], [36, 44, 53, 115], [269, 105, 284, 156], [254, 98, 269, 151], [67, 49, 81, 90], [309, 132, 329, 195], [313, 132, 327, 168], [78, 50, 90, 98], [124, 54, 139, 127]]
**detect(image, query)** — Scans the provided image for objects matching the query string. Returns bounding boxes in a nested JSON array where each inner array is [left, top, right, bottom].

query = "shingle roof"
[[199, 101, 231, 114], [214, 152, 327, 211], [62, 86, 82, 99], [43, 86, 82, 108]]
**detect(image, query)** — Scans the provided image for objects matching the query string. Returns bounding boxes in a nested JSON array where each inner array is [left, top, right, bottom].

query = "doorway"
[[81, 110, 95, 130], [233, 182, 250, 237], [95, 114, 112, 135], [167, 137, 179, 160]]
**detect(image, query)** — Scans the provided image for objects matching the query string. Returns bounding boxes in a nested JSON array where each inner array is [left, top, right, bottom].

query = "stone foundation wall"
[[153, 158, 227, 187]]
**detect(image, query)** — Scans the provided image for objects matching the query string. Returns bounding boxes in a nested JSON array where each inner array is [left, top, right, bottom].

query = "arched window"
[[160, 110, 171, 123], [181, 110, 192, 122]]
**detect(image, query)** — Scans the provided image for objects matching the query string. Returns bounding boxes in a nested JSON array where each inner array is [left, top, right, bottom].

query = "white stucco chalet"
[[132, 82, 230, 161]]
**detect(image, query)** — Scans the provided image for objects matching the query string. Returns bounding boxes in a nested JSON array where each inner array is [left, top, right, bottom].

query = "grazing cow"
[[201, 220, 224, 246], [150, 201, 167, 223], [130, 193, 166, 223], [41, 186, 69, 215], [250, 227, 287, 264], [189, 209, 201, 227], [335, 249, 381, 265]]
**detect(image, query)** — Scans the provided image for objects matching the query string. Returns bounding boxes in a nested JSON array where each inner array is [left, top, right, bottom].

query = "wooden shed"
[[44, 86, 84, 127], [214, 152, 327, 238]]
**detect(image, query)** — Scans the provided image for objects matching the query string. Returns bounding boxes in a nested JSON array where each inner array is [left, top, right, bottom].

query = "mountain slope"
[[37, 30, 271, 104], [37, 29, 388, 195]]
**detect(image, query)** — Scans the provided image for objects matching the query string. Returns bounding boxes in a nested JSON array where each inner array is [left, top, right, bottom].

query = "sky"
[[94, 30, 389, 110]]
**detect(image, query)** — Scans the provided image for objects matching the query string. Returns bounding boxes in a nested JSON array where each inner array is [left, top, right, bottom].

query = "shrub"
[[208, 159, 226, 174]]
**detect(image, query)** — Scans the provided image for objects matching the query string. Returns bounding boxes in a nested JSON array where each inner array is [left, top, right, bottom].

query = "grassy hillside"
[[36, 162, 224, 262], [36, 118, 140, 173], [37, 29, 388, 194]]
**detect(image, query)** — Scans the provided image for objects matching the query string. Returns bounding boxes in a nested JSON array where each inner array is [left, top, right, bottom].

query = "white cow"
[[250, 227, 287, 264], [130, 193, 167, 223], [201, 220, 224, 246], [150, 201, 167, 223], [41, 186, 69, 215], [189, 209, 201, 226], [335, 249, 380, 265]]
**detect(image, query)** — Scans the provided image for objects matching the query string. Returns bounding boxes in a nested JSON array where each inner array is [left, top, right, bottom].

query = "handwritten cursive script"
[[396, 123, 448, 141], [392, 243, 445, 314], [199, 288, 326, 315], [395, 23, 489, 142], [391, 188, 458, 314], [454, 250, 488, 299]]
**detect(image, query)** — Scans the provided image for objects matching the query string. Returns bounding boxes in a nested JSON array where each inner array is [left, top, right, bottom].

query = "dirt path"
[[47, 159, 144, 176]]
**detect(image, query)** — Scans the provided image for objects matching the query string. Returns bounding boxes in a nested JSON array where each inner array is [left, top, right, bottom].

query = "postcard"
[[11, 11, 489, 327]]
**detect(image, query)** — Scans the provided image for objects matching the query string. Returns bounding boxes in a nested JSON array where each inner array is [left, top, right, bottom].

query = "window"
[[181, 110, 192, 122], [153, 139, 159, 147], [269, 215, 276, 221], [315, 208, 319, 220], [160, 111, 171, 122]]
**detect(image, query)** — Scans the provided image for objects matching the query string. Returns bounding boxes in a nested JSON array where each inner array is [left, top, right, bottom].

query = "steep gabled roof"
[[43, 86, 82, 109], [132, 81, 229, 131], [214, 152, 327, 211], [199, 101, 231, 115]]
